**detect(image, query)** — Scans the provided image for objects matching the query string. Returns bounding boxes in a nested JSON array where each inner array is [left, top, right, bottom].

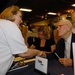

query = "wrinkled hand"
[[58, 58, 72, 66]]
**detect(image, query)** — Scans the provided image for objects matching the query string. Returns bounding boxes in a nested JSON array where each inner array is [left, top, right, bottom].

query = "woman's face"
[[38, 31, 45, 39], [14, 11, 22, 27]]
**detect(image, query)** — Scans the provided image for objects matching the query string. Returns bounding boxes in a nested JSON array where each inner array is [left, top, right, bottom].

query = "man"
[[43, 19, 75, 67]]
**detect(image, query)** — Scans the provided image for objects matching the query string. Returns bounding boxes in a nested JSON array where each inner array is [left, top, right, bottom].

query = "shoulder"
[[0, 19, 16, 28], [58, 38, 64, 42], [72, 33, 75, 36], [35, 38, 40, 41], [47, 38, 55, 44], [0, 19, 14, 24], [47, 38, 55, 42], [72, 33, 75, 42], [0, 19, 20, 34], [57, 38, 65, 45]]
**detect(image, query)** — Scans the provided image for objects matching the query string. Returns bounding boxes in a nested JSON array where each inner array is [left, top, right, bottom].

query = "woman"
[[29, 26, 56, 53], [0, 5, 42, 75]]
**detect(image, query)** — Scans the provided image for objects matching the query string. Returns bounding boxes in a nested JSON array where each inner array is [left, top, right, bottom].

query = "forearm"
[[18, 49, 40, 58]]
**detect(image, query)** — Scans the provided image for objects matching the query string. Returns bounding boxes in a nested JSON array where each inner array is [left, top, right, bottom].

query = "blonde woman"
[[29, 26, 56, 53], [0, 5, 42, 75]]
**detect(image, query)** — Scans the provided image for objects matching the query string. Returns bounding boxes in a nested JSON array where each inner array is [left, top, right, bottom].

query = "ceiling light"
[[47, 12, 57, 15], [19, 8, 32, 12], [72, 4, 75, 7]]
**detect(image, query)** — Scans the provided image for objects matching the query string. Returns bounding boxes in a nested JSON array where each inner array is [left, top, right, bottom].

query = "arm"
[[18, 48, 43, 58]]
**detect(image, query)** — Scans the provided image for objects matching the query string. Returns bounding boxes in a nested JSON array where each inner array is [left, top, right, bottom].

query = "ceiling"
[[0, 0, 75, 24]]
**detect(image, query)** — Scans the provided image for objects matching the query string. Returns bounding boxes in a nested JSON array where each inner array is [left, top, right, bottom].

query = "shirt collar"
[[65, 33, 72, 44]]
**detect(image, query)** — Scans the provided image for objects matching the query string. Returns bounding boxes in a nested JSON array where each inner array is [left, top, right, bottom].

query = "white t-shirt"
[[0, 19, 28, 75]]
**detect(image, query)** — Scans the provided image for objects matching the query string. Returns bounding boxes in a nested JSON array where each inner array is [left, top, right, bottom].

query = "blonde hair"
[[38, 26, 51, 39], [0, 5, 21, 21]]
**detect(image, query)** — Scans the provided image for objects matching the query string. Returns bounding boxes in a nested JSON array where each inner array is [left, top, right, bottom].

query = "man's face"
[[56, 20, 70, 37]]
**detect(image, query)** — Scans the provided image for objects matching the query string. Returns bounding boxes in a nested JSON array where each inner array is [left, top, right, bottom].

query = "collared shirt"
[[64, 33, 72, 58]]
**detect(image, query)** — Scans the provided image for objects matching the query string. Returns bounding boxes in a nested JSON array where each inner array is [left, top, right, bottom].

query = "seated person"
[[41, 19, 75, 67], [29, 26, 56, 53]]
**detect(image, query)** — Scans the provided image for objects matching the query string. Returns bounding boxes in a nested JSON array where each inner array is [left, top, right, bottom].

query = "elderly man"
[[43, 19, 75, 67]]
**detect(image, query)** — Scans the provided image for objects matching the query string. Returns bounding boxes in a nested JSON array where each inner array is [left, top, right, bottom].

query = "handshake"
[[22, 49, 46, 58]]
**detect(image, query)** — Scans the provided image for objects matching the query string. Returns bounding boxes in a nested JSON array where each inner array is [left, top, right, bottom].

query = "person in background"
[[42, 19, 75, 67], [0, 5, 42, 75], [71, 12, 75, 33], [29, 26, 56, 53], [26, 25, 38, 47]]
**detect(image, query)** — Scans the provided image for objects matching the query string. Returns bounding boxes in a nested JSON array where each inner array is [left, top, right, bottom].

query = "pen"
[[54, 52, 60, 59]]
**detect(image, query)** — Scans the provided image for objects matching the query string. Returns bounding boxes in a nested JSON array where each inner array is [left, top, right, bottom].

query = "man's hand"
[[58, 58, 72, 66]]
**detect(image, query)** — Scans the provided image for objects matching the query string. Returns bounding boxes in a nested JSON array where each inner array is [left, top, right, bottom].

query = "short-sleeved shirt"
[[33, 38, 55, 52], [0, 19, 28, 75]]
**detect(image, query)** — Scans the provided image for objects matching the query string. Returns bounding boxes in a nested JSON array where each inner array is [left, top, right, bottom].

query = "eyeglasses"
[[56, 24, 68, 29]]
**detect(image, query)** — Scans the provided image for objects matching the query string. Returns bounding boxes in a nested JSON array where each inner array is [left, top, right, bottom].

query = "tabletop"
[[6, 59, 74, 75]]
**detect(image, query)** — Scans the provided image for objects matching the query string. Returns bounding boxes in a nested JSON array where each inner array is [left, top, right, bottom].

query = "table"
[[6, 59, 74, 75], [48, 60, 74, 75]]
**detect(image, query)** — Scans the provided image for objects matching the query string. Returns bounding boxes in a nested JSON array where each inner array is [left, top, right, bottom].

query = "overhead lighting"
[[72, 4, 75, 7], [47, 12, 57, 15], [19, 8, 32, 12]]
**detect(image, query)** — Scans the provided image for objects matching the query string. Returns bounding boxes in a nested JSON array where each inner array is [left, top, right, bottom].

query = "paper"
[[72, 43, 75, 75], [35, 56, 48, 74]]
